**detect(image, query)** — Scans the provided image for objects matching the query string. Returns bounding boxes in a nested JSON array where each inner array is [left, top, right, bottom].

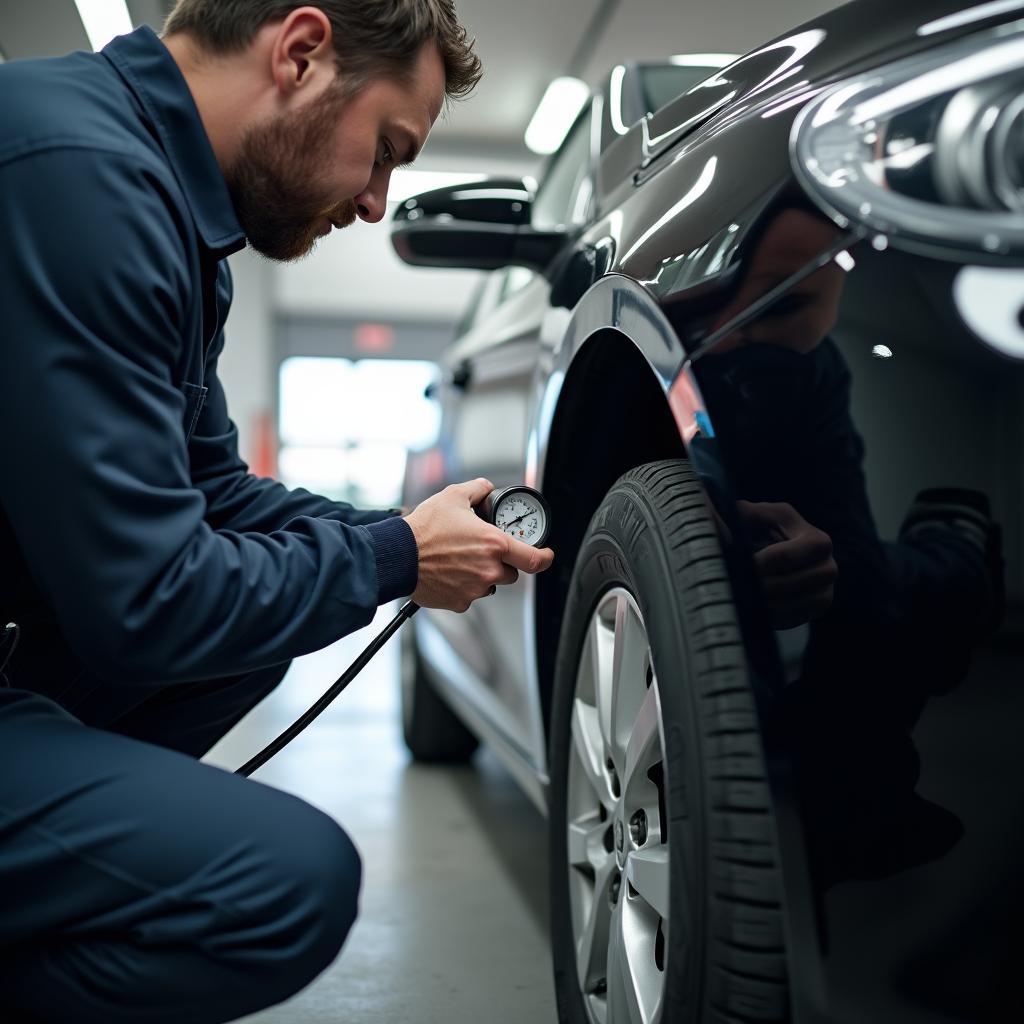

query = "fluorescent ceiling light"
[[920, 0, 1024, 36], [74, 0, 133, 51], [670, 53, 738, 67], [388, 170, 487, 204], [525, 77, 590, 155]]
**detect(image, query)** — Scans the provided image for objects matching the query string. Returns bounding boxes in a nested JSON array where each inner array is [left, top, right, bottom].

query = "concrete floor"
[[204, 605, 556, 1024]]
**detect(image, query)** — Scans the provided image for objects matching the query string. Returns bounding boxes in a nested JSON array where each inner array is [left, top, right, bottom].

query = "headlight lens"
[[792, 20, 1024, 263]]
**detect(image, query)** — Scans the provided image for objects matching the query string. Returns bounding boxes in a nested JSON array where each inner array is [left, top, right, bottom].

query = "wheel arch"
[[535, 316, 690, 744]]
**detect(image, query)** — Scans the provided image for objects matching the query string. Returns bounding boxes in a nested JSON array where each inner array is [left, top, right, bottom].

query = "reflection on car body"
[[393, 2, 1024, 1021]]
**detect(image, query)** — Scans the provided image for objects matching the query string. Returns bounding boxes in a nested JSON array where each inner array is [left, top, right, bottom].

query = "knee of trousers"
[[290, 809, 363, 974], [209, 792, 363, 998]]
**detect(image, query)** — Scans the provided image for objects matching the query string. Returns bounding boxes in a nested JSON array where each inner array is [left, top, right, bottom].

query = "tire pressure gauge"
[[479, 485, 551, 548], [236, 483, 552, 777]]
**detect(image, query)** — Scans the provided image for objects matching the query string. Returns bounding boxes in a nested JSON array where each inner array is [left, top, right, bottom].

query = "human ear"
[[269, 6, 334, 95]]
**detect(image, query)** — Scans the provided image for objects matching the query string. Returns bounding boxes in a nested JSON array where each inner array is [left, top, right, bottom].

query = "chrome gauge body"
[[481, 485, 551, 548]]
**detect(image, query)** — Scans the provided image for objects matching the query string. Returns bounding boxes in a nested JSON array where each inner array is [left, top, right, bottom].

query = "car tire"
[[549, 460, 788, 1024], [400, 623, 479, 763]]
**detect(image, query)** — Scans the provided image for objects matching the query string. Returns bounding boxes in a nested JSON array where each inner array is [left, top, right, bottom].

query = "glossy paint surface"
[[682, 214, 1024, 1022], [400, 2, 1024, 1018]]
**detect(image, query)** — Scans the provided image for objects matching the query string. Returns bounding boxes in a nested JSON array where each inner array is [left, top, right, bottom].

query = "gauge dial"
[[487, 486, 550, 548]]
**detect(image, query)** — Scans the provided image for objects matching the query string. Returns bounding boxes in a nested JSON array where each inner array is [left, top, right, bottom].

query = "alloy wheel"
[[566, 587, 670, 1024]]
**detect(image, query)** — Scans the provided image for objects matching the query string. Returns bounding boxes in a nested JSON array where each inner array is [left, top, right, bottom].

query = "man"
[[0, 3, 553, 1021]]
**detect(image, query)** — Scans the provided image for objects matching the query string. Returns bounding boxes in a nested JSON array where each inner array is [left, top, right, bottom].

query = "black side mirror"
[[391, 178, 564, 273]]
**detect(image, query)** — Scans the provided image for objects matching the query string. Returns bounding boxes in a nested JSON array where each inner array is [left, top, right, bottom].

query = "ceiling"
[[0, 0, 844, 163], [436, 0, 841, 156]]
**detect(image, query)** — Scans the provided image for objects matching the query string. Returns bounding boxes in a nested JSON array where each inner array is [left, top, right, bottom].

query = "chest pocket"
[[181, 382, 209, 443]]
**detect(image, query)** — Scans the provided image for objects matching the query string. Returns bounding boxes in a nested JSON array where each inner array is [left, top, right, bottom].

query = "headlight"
[[792, 20, 1024, 263]]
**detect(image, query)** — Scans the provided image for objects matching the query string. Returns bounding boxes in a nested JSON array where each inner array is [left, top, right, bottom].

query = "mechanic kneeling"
[[0, 2, 554, 1021]]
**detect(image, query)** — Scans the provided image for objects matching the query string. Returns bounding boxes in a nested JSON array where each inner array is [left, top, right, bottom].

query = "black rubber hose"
[[235, 601, 420, 777]]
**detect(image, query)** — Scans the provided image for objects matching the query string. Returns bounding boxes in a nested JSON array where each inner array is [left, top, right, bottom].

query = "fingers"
[[497, 565, 520, 587], [753, 529, 833, 576], [449, 477, 495, 508], [744, 501, 837, 627], [737, 500, 803, 532], [755, 546, 837, 627], [499, 533, 555, 574]]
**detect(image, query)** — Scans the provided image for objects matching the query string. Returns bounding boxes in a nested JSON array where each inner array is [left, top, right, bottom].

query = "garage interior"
[[3, 2, 1021, 1023]]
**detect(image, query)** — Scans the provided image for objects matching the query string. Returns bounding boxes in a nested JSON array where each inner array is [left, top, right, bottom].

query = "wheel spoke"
[[576, 858, 616, 992], [610, 886, 665, 1024], [571, 699, 614, 809], [588, 608, 617, 758], [626, 846, 670, 921], [568, 811, 611, 871], [622, 683, 662, 800], [609, 597, 649, 767], [607, 898, 651, 1024]]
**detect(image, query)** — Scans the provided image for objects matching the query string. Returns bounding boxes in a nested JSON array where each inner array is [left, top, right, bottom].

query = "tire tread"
[[620, 461, 787, 1022]]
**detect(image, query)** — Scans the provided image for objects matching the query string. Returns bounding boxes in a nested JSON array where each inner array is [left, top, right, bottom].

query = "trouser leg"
[[0, 688, 361, 1024]]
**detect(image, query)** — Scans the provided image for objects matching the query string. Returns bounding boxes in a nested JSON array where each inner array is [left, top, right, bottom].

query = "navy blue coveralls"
[[0, 26, 419, 1023]]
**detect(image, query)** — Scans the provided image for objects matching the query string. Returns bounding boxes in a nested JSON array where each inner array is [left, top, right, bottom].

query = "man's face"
[[227, 43, 445, 262]]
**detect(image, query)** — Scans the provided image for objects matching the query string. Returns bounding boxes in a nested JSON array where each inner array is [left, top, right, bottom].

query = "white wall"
[[222, 247, 274, 468], [274, 213, 482, 322]]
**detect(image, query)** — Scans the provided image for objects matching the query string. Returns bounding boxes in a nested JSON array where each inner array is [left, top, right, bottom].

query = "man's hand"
[[738, 500, 837, 629], [404, 478, 555, 612]]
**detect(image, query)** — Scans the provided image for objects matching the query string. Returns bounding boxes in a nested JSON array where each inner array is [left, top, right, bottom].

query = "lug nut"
[[629, 809, 648, 846], [609, 871, 621, 906]]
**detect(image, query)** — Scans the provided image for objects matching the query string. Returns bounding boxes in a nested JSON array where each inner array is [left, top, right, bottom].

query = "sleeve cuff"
[[365, 515, 419, 603]]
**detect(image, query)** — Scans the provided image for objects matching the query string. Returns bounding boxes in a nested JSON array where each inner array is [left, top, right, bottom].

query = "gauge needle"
[[504, 512, 533, 530]]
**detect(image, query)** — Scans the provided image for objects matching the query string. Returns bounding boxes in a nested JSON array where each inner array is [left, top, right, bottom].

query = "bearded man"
[[0, 3, 553, 1021]]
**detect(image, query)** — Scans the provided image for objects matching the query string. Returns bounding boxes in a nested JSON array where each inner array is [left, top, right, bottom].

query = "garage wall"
[[222, 247, 274, 469], [273, 215, 482, 322]]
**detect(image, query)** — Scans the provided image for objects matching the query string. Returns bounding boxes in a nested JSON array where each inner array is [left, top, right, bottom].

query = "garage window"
[[278, 357, 440, 506]]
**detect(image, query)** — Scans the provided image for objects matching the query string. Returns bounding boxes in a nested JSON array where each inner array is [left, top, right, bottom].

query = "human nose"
[[355, 166, 391, 223]]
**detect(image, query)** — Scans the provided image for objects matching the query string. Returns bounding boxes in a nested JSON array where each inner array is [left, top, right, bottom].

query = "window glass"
[[500, 266, 537, 303], [279, 357, 353, 446], [532, 104, 594, 231], [640, 65, 719, 116], [454, 276, 488, 338], [455, 270, 507, 338]]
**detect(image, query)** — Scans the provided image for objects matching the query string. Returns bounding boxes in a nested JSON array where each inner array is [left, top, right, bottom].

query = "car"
[[391, 2, 1024, 1021]]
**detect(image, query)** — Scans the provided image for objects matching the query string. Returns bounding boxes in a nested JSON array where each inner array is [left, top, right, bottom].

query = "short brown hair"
[[163, 0, 482, 100]]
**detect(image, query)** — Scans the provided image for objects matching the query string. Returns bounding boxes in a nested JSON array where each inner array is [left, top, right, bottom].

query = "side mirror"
[[391, 178, 564, 273]]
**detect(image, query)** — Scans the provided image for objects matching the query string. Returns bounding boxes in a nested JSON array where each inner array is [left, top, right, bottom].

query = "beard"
[[226, 88, 358, 262]]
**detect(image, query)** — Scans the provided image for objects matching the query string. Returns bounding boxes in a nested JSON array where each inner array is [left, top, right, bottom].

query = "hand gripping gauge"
[[235, 486, 551, 777]]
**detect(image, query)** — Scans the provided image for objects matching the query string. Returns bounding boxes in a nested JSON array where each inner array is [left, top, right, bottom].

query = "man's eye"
[[380, 142, 394, 166]]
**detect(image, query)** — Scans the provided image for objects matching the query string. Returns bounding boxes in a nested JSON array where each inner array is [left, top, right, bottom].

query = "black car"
[[391, 2, 1024, 1021]]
